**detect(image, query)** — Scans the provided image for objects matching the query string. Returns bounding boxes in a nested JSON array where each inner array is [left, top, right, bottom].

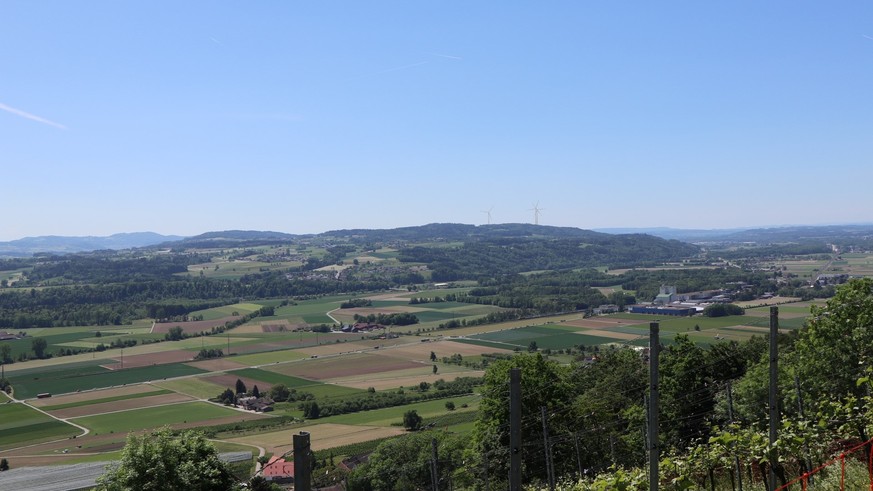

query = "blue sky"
[[2, 2, 872, 240]]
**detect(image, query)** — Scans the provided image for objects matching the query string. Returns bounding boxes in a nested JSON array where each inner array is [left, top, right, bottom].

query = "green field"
[[193, 303, 263, 321], [40, 389, 173, 411], [9, 362, 207, 399], [155, 377, 228, 399], [72, 401, 255, 434], [320, 394, 481, 427], [0, 402, 80, 447], [229, 368, 364, 400], [455, 339, 517, 350], [228, 349, 308, 366], [470, 325, 632, 350]]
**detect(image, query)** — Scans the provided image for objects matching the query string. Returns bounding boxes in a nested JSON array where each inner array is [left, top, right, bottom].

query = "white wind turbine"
[[481, 206, 494, 225], [529, 202, 543, 225]]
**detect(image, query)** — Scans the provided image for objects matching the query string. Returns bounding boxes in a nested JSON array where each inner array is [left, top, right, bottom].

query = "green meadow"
[[8, 362, 206, 399], [72, 401, 255, 434], [0, 403, 80, 446]]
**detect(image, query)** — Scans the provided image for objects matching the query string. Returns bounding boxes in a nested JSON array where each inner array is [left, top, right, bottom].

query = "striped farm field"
[[71, 401, 263, 434], [228, 423, 405, 457], [186, 359, 249, 372], [323, 394, 481, 427], [154, 377, 228, 399], [296, 340, 386, 357], [326, 369, 485, 391], [228, 349, 308, 366], [564, 317, 638, 329], [374, 340, 512, 361], [265, 353, 421, 380], [574, 329, 643, 341], [192, 303, 263, 321], [8, 362, 208, 399], [0, 403, 81, 448], [50, 392, 197, 419], [29, 384, 159, 408], [101, 349, 195, 370], [222, 368, 365, 399], [38, 388, 173, 411], [150, 317, 239, 335]]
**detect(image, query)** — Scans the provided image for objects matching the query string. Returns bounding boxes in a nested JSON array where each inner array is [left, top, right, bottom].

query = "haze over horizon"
[[3, 2, 872, 242]]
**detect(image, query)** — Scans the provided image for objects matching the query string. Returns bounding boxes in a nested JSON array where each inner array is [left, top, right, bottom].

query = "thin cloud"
[[375, 61, 429, 74], [210, 37, 223, 45], [346, 61, 429, 81], [864, 34, 873, 41], [0, 102, 67, 130], [428, 52, 462, 60]]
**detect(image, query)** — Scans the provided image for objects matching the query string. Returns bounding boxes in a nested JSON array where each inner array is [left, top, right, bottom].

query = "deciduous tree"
[[95, 427, 236, 491], [31, 337, 47, 359]]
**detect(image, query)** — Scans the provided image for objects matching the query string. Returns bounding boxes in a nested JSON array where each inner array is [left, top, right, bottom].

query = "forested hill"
[[323, 223, 625, 242], [399, 234, 699, 280], [0, 232, 184, 257], [162, 230, 303, 249], [3, 225, 699, 268]]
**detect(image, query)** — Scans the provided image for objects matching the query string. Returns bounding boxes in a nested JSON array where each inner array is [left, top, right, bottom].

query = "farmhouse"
[[593, 304, 620, 315], [342, 322, 385, 333], [0, 331, 22, 341], [263, 456, 294, 483], [237, 396, 274, 412], [816, 273, 849, 285], [340, 454, 371, 472]]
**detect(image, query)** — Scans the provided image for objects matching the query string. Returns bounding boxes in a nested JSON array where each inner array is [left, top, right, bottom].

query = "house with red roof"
[[262, 456, 294, 483]]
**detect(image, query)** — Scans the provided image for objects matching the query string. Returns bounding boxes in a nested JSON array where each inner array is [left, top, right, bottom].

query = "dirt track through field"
[[575, 330, 641, 341], [328, 370, 486, 390], [564, 318, 637, 329], [206, 374, 272, 392], [50, 393, 197, 419], [268, 353, 422, 380], [378, 340, 512, 361], [151, 317, 238, 334], [186, 359, 249, 371], [29, 385, 157, 408], [102, 350, 194, 370]]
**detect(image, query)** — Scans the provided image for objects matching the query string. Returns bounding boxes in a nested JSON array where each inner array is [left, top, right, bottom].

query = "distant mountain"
[[594, 224, 873, 244], [593, 227, 749, 241], [162, 230, 302, 249], [324, 223, 616, 242], [713, 224, 873, 243], [0, 232, 185, 257]]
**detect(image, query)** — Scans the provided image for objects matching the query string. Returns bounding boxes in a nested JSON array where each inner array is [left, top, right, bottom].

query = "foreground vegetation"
[[345, 278, 873, 490]]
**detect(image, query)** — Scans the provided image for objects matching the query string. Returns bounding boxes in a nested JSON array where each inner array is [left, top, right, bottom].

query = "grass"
[[72, 401, 257, 434], [8, 362, 208, 399], [228, 368, 364, 400], [40, 388, 173, 411], [193, 303, 262, 321], [0, 403, 81, 447], [154, 377, 228, 399], [229, 368, 317, 388], [412, 310, 469, 323], [320, 394, 480, 427], [454, 339, 517, 351], [468, 325, 637, 350]]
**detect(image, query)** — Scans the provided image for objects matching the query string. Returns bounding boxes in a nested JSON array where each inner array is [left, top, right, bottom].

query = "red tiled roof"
[[263, 456, 294, 478]]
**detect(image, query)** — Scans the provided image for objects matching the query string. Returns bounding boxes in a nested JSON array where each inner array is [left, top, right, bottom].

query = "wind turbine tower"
[[482, 206, 494, 225], [530, 202, 544, 225]]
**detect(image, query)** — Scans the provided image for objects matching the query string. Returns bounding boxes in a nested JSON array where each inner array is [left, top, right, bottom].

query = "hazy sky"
[[2, 2, 872, 241]]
